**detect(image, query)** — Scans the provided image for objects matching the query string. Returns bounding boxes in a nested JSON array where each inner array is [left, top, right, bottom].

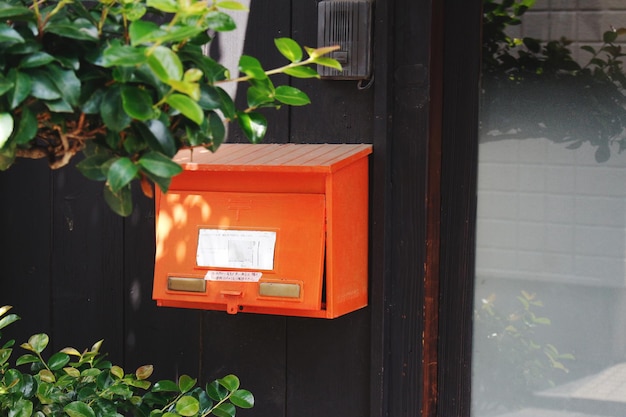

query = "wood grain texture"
[[0, 159, 52, 345], [437, 0, 482, 415]]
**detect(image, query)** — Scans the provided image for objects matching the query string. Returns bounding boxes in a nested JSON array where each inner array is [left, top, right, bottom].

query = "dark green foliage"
[[0, 0, 340, 216], [0, 306, 254, 417], [482, 0, 626, 163]]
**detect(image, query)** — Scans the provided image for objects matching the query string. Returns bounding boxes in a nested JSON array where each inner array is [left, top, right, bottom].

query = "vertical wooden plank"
[[289, 0, 375, 144], [49, 162, 125, 360], [386, 0, 432, 415], [196, 4, 293, 416], [437, 0, 482, 415], [283, 2, 374, 417], [200, 312, 287, 417], [228, 0, 291, 145], [423, 0, 444, 415], [0, 159, 52, 345], [123, 192, 202, 380], [370, 0, 393, 414], [285, 311, 370, 417]]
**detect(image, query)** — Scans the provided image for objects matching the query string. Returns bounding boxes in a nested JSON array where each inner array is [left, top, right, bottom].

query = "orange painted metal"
[[152, 143, 372, 318]]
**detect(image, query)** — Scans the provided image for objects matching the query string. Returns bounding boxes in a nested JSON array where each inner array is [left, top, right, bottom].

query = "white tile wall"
[[515, 1, 626, 62], [476, 138, 626, 287]]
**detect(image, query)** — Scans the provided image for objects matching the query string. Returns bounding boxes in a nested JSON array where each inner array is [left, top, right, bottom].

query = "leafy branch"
[[0, 305, 255, 417], [0, 0, 341, 216]]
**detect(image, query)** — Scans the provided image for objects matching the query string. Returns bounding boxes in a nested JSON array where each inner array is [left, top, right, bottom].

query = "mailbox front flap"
[[154, 191, 326, 312]]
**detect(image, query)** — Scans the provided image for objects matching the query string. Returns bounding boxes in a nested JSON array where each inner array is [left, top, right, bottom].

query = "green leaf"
[[0, 143, 16, 169], [81, 89, 105, 114], [146, 0, 179, 13], [195, 111, 226, 150], [46, 65, 81, 107], [212, 403, 236, 417], [152, 379, 180, 392], [7, 69, 31, 109], [274, 37, 303, 63], [239, 55, 267, 80], [0, 75, 14, 97], [216, 87, 235, 119], [604, 30, 618, 43], [107, 157, 139, 192], [19, 52, 55, 69], [205, 11, 236, 32], [29, 69, 61, 100], [274, 85, 310, 106], [168, 79, 200, 100], [0, 113, 14, 149], [230, 389, 254, 408], [109, 384, 133, 398], [127, 378, 151, 390], [237, 111, 267, 143], [123, 3, 147, 21], [64, 367, 81, 378], [153, 25, 206, 44], [176, 396, 200, 416], [216, 1, 249, 11], [26, 333, 49, 354], [246, 86, 274, 108], [44, 18, 99, 42], [142, 170, 171, 194], [141, 119, 177, 157], [138, 151, 182, 178], [48, 352, 70, 370], [283, 66, 320, 79], [12, 107, 37, 145], [0, 23, 24, 45], [166, 94, 204, 125], [148, 46, 183, 83], [314, 56, 343, 70], [64, 401, 96, 417], [15, 353, 38, 366], [122, 86, 156, 121], [39, 369, 55, 383], [129, 20, 160, 46], [111, 365, 124, 379], [0, 4, 32, 20], [206, 380, 229, 401], [218, 375, 240, 392], [103, 184, 133, 217], [102, 44, 149, 67], [0, 312, 19, 330], [44, 98, 73, 113], [76, 154, 111, 181], [0, 347, 10, 366], [198, 85, 223, 110], [101, 86, 132, 132], [9, 398, 33, 417], [178, 375, 197, 393]]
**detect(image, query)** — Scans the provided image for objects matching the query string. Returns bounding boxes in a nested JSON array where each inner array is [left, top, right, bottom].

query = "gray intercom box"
[[317, 1, 372, 80]]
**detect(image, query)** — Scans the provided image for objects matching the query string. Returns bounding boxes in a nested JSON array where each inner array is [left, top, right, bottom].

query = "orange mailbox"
[[153, 143, 372, 318]]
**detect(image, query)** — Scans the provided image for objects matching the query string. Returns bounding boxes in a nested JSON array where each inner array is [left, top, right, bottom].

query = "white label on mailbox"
[[204, 271, 263, 282], [196, 229, 276, 270]]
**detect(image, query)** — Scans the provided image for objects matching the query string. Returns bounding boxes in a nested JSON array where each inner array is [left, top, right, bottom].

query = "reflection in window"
[[473, 1, 626, 416]]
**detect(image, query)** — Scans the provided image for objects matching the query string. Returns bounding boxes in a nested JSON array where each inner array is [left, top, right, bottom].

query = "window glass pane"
[[472, 2, 626, 416]]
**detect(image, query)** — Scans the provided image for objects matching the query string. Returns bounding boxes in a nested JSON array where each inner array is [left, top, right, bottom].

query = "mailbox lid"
[[172, 143, 373, 173], [153, 190, 326, 313]]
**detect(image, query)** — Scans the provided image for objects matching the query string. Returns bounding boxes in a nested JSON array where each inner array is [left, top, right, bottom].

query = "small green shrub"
[[0, 305, 253, 417]]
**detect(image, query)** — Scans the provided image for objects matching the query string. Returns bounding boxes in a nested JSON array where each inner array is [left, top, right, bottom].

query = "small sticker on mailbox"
[[196, 229, 276, 269], [205, 271, 263, 282]]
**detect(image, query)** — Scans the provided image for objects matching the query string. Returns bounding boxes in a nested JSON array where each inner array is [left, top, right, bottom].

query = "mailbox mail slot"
[[153, 143, 372, 318]]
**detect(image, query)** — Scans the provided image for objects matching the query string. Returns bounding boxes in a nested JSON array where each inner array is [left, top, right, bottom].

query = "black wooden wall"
[[0, 1, 482, 416]]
